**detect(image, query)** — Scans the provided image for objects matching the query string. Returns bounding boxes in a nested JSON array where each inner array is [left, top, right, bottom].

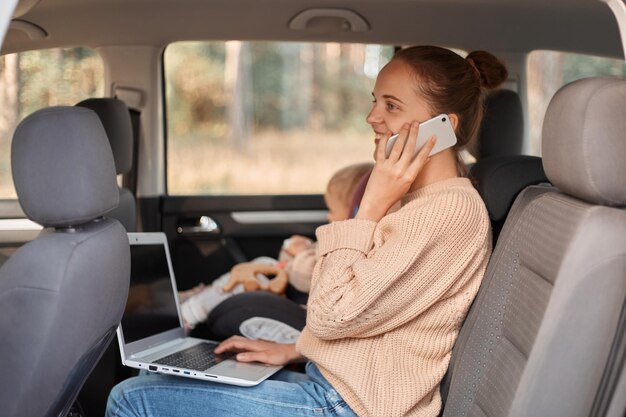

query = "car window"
[[164, 41, 394, 195], [0, 47, 103, 198], [527, 50, 626, 155]]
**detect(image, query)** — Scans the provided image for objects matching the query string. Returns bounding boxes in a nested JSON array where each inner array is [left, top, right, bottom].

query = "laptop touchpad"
[[209, 360, 278, 380]]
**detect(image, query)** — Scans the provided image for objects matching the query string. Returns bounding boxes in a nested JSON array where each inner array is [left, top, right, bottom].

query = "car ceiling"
[[2, 0, 623, 58]]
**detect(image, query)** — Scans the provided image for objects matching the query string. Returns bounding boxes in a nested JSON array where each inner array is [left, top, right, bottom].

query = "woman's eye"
[[386, 102, 399, 111]]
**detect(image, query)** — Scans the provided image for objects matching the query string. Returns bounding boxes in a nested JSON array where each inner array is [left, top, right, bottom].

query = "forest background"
[[0, 42, 625, 197]]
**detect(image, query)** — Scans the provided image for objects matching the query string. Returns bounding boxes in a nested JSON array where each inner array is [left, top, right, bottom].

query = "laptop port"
[[184, 371, 190, 375], [149, 365, 157, 371], [173, 369, 179, 373], [204, 374, 217, 378]]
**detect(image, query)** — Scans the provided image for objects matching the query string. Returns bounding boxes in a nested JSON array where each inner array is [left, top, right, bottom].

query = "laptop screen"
[[121, 242, 181, 344]]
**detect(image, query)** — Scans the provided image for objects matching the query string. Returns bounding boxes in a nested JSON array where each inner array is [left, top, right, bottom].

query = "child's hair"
[[392, 46, 508, 174], [326, 162, 374, 214]]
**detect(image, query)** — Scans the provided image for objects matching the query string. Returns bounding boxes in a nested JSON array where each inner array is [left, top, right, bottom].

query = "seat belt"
[[605, 364, 626, 417], [122, 107, 141, 196], [590, 296, 626, 417]]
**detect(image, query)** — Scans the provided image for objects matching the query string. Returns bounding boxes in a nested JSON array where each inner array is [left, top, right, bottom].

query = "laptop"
[[117, 232, 282, 386]]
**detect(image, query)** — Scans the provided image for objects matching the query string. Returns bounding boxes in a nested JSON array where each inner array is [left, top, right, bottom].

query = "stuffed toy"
[[222, 262, 289, 295]]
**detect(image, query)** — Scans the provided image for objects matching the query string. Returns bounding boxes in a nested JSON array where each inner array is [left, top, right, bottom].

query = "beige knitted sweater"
[[296, 177, 491, 417]]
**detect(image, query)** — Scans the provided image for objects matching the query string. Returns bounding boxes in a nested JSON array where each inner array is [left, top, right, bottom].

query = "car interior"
[[0, 0, 625, 416]]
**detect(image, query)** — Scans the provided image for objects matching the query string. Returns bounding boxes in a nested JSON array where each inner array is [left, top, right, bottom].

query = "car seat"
[[74, 97, 137, 417], [0, 106, 130, 417], [441, 76, 626, 417], [76, 98, 136, 232]]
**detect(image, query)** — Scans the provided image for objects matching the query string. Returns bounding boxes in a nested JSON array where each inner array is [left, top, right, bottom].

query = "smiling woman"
[[367, 47, 507, 178], [106, 45, 499, 417]]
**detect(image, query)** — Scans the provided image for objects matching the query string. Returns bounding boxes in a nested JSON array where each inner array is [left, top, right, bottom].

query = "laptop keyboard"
[[153, 341, 234, 371]]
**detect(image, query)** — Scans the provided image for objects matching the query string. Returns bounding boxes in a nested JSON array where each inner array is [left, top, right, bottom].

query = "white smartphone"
[[385, 114, 458, 158]]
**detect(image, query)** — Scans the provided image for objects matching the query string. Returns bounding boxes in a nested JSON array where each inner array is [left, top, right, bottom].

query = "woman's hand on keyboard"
[[214, 336, 305, 366]]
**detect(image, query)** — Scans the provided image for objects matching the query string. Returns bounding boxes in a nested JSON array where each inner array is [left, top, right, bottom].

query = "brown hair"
[[326, 162, 374, 213], [392, 46, 508, 173]]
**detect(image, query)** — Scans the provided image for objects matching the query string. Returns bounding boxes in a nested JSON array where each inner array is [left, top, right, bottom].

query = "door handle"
[[177, 216, 221, 235]]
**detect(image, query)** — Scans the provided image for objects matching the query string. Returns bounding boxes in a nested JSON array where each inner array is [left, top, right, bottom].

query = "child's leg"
[[181, 272, 242, 328], [178, 283, 205, 303], [181, 257, 279, 328]]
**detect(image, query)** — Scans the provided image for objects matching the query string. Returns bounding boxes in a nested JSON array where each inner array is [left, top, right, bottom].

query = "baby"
[[180, 161, 373, 329]]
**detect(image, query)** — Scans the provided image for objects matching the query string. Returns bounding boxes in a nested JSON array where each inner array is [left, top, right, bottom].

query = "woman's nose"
[[366, 106, 381, 125]]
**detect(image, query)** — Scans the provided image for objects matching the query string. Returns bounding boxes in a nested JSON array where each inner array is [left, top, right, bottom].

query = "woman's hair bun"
[[467, 50, 508, 90]]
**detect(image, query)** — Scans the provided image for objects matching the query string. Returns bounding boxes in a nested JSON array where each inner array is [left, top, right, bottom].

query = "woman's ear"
[[448, 113, 460, 131]]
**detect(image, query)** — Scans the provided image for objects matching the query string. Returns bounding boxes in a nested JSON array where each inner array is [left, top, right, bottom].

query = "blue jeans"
[[106, 362, 358, 417]]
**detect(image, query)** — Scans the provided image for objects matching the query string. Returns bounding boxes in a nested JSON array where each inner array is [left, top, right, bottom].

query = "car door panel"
[[160, 194, 326, 291]]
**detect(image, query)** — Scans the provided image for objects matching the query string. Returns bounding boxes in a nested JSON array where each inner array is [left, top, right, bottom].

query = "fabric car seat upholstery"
[[0, 107, 130, 417], [76, 98, 136, 232], [441, 77, 626, 417]]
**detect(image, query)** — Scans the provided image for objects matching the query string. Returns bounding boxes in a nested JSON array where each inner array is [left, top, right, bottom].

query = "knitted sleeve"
[[305, 191, 489, 340]]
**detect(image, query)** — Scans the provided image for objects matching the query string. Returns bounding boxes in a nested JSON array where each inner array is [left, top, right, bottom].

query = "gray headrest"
[[76, 98, 133, 175], [470, 89, 524, 159], [11, 106, 119, 227], [542, 77, 626, 206]]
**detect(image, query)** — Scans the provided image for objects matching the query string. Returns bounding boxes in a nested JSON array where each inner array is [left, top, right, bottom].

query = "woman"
[[106, 46, 506, 417]]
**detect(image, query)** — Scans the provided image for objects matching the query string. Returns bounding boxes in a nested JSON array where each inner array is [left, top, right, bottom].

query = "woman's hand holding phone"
[[356, 121, 436, 222], [385, 114, 457, 158]]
